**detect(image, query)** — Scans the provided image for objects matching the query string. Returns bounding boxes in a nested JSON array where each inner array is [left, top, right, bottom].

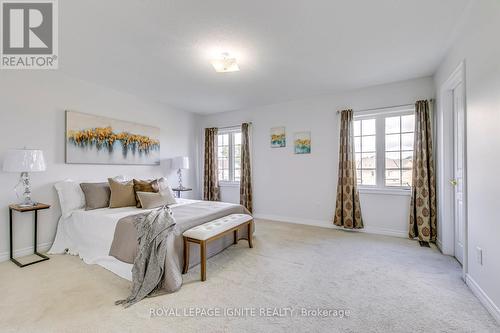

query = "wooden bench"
[[182, 214, 253, 281]]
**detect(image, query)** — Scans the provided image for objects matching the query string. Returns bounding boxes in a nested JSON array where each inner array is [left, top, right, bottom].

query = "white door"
[[453, 81, 466, 265]]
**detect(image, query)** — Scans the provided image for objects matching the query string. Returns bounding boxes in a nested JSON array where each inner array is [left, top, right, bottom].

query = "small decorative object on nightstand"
[[9, 203, 50, 267], [172, 187, 192, 199]]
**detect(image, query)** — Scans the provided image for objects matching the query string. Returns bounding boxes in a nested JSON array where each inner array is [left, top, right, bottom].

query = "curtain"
[[333, 110, 363, 229], [240, 123, 253, 212], [409, 100, 437, 243], [203, 127, 220, 201]]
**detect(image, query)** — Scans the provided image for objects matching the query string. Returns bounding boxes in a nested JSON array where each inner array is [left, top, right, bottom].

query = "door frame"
[[437, 60, 468, 279]]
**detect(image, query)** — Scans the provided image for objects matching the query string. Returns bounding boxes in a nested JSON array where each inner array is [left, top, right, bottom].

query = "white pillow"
[[54, 179, 86, 218], [157, 177, 177, 200]]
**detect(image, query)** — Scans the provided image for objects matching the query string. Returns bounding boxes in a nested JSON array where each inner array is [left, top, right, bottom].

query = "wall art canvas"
[[270, 127, 286, 148], [294, 131, 311, 154], [66, 111, 160, 165]]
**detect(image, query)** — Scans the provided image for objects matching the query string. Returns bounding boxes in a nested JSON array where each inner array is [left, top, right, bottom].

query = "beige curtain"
[[409, 100, 437, 243], [334, 110, 363, 229], [240, 123, 253, 212], [203, 127, 220, 201]]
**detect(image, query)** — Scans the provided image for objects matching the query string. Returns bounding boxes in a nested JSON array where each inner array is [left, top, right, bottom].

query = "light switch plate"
[[476, 247, 483, 265]]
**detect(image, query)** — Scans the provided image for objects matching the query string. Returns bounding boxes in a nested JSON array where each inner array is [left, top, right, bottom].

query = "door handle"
[[449, 179, 458, 186]]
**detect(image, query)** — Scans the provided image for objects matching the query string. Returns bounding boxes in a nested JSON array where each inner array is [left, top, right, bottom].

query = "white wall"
[[434, 0, 500, 321], [200, 77, 434, 237], [0, 71, 200, 261]]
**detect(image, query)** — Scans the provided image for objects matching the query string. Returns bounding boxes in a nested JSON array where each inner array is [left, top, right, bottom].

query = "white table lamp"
[[3, 149, 46, 207], [171, 156, 189, 189]]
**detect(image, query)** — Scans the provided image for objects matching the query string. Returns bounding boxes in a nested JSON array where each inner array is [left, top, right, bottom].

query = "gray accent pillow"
[[108, 178, 137, 208], [136, 191, 177, 209], [80, 182, 111, 210]]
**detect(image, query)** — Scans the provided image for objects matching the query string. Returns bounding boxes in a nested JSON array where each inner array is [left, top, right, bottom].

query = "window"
[[217, 128, 241, 183], [385, 115, 414, 187], [354, 108, 415, 190], [354, 119, 376, 186]]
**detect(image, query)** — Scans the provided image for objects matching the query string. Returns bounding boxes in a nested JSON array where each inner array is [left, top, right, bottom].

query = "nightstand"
[[9, 203, 50, 267], [172, 187, 192, 198]]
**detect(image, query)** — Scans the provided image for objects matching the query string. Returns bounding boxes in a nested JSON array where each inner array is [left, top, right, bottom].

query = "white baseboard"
[[0, 242, 52, 263], [436, 238, 443, 253], [253, 213, 408, 238], [466, 274, 500, 324]]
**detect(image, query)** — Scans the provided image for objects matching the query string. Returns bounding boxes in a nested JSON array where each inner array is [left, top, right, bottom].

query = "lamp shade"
[[3, 149, 46, 172], [171, 156, 189, 170]]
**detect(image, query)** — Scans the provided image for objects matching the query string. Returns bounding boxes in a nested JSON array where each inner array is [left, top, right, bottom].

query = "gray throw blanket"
[[115, 206, 180, 308]]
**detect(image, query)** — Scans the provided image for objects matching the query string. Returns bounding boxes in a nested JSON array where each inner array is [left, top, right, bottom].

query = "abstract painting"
[[270, 127, 286, 148], [294, 131, 311, 154], [66, 111, 160, 165]]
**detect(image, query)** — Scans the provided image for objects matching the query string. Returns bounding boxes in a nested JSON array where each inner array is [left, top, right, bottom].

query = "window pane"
[[361, 153, 376, 168], [219, 168, 229, 182], [362, 119, 376, 135], [234, 132, 241, 145], [356, 169, 362, 184], [354, 137, 361, 152], [402, 169, 412, 187], [355, 153, 361, 169], [385, 169, 401, 186], [401, 133, 414, 151], [218, 135, 223, 146], [220, 133, 229, 145], [362, 170, 376, 185], [385, 116, 400, 134], [401, 151, 413, 168], [362, 135, 376, 152], [234, 157, 241, 170], [385, 152, 400, 169], [234, 145, 241, 158], [234, 169, 241, 181], [401, 115, 415, 132], [219, 146, 229, 158], [353, 120, 361, 137], [385, 134, 400, 151]]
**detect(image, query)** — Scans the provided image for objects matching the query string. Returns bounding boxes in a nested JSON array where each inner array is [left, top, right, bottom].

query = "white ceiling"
[[61, 0, 470, 114]]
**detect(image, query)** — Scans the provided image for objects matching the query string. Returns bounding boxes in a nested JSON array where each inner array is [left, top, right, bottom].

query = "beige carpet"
[[0, 220, 498, 333]]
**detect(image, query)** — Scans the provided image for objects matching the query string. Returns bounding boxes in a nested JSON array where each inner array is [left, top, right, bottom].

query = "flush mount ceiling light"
[[211, 52, 240, 73]]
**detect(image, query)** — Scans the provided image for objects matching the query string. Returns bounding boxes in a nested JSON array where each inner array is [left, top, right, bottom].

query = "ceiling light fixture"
[[211, 52, 240, 73]]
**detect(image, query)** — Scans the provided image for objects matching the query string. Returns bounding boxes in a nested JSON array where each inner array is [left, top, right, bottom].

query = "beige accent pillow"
[[136, 191, 177, 209], [133, 179, 159, 208], [108, 178, 137, 208]]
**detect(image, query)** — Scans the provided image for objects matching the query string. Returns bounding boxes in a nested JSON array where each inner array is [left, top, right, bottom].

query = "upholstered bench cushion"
[[183, 214, 252, 241]]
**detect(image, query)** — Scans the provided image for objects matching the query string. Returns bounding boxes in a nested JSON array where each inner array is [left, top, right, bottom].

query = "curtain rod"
[[336, 103, 414, 114], [337, 99, 434, 114], [217, 122, 252, 130]]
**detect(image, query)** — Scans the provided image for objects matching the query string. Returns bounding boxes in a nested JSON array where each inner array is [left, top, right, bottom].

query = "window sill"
[[219, 181, 240, 188], [358, 187, 411, 196]]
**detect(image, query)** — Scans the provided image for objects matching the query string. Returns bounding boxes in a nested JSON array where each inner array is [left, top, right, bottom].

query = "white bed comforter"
[[48, 199, 198, 281]]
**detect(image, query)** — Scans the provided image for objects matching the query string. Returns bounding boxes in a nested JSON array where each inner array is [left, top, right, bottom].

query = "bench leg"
[[247, 220, 253, 248], [200, 240, 207, 281], [182, 237, 190, 274], [233, 229, 238, 244]]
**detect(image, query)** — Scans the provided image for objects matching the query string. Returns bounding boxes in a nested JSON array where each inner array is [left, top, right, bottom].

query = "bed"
[[48, 198, 252, 282]]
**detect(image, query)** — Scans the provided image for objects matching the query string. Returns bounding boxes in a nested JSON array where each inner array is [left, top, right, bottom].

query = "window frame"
[[353, 106, 414, 195], [217, 127, 242, 186], [354, 118, 377, 186]]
